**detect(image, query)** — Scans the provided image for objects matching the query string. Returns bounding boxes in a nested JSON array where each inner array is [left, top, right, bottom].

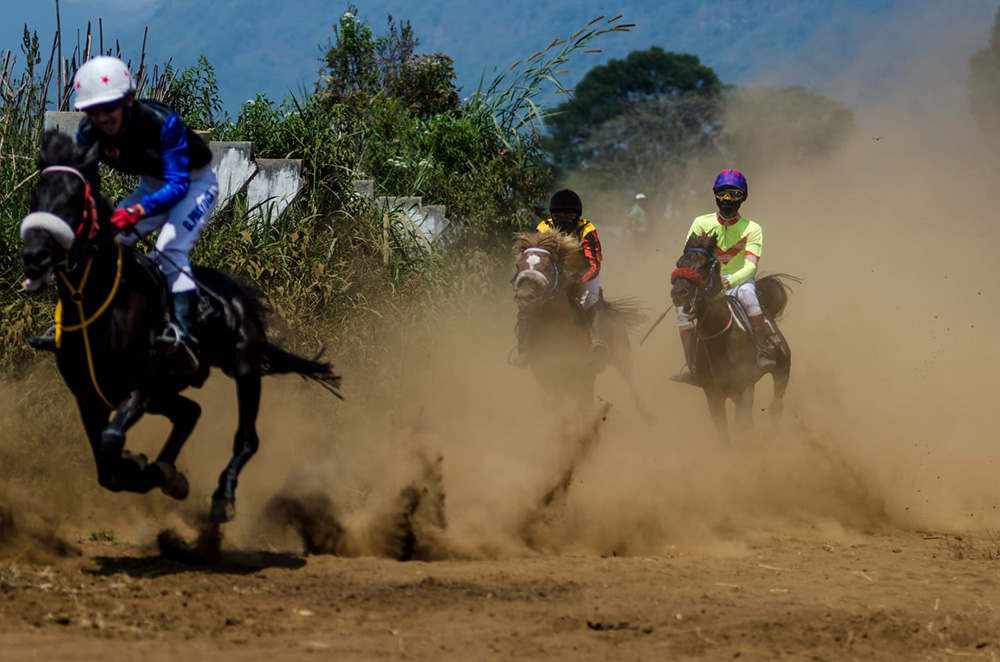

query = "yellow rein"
[[55, 240, 124, 409]]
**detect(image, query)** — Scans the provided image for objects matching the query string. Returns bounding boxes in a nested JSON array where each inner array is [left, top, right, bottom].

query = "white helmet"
[[635, 193, 646, 200], [73, 56, 135, 110]]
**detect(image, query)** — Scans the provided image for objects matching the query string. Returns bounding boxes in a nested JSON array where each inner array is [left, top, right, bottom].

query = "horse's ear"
[[684, 233, 698, 249], [81, 141, 101, 171]]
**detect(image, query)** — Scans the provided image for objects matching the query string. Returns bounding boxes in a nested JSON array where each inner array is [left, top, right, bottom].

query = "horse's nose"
[[22, 245, 51, 279], [670, 284, 688, 307], [515, 289, 537, 307]]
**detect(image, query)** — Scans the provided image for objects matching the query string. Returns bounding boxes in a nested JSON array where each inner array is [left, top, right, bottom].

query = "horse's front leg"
[[704, 389, 731, 447], [94, 390, 153, 493], [211, 372, 261, 523], [145, 393, 201, 500], [734, 385, 755, 435]]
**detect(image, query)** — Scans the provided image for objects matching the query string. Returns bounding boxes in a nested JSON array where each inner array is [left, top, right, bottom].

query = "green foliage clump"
[[546, 47, 723, 170]]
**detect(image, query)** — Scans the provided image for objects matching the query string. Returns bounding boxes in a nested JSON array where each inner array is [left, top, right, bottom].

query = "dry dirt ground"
[[6, 9, 1000, 661], [2, 529, 999, 662]]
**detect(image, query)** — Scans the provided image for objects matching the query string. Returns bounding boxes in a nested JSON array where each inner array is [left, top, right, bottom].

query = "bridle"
[[512, 247, 561, 299], [40, 165, 100, 247], [670, 246, 718, 311]]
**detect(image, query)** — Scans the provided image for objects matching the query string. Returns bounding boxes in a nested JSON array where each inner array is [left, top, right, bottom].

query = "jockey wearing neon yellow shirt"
[[670, 170, 779, 384]]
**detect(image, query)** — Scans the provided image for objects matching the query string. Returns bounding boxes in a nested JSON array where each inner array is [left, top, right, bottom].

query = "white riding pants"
[[118, 166, 219, 294], [576, 277, 600, 310], [677, 280, 761, 327]]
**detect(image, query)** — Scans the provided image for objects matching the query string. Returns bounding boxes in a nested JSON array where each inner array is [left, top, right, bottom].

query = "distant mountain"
[[33, 0, 1000, 115]]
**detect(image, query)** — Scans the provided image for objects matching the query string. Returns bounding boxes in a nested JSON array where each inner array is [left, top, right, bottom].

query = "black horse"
[[669, 233, 797, 444], [20, 130, 341, 523]]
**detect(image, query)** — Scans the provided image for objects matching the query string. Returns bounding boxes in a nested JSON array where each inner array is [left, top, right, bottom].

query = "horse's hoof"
[[152, 462, 189, 501], [120, 451, 149, 470], [210, 499, 236, 523]]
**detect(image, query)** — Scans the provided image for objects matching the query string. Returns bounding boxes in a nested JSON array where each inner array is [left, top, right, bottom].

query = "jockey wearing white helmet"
[[71, 56, 218, 374]]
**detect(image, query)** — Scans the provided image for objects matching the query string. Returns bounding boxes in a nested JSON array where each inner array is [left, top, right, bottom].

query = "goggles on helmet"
[[714, 188, 746, 202]]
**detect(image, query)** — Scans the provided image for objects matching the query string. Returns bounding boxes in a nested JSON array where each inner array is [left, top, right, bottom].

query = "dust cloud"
[[3, 4, 1000, 562]]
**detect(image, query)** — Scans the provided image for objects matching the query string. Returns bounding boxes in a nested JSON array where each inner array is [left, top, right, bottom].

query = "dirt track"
[[5, 9, 1000, 661], [2, 529, 999, 661]]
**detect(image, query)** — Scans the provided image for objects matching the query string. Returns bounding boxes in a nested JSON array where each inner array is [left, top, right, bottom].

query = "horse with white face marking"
[[512, 231, 651, 420]]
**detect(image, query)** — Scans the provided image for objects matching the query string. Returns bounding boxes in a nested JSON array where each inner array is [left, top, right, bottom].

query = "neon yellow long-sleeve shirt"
[[687, 213, 763, 288]]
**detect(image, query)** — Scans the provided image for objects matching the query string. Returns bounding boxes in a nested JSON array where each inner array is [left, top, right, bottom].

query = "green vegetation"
[[87, 529, 118, 545], [0, 11, 631, 373], [547, 47, 853, 219]]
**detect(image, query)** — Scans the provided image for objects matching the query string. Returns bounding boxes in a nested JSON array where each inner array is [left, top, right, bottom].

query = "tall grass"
[[0, 14, 631, 376]]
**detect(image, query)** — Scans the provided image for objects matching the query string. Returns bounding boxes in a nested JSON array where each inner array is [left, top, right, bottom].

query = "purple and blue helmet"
[[712, 170, 747, 195]]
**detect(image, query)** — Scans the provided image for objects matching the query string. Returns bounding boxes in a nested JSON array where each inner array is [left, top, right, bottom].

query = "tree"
[[569, 93, 722, 195], [318, 5, 458, 117], [721, 86, 853, 170], [969, 5, 1000, 138], [545, 47, 722, 169]]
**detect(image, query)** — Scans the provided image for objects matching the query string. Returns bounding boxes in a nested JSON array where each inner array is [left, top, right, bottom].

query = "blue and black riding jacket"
[[77, 100, 213, 218]]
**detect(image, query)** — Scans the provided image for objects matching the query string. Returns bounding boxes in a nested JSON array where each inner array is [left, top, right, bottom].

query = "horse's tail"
[[603, 297, 647, 333], [757, 273, 801, 321], [262, 343, 343, 399]]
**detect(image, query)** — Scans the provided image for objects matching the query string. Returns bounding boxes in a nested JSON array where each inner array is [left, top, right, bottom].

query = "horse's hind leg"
[[612, 331, 655, 424], [210, 373, 261, 523], [769, 362, 791, 423], [145, 393, 201, 500], [705, 390, 731, 447]]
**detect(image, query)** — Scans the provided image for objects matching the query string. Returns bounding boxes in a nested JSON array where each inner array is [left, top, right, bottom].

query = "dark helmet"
[[549, 189, 583, 215]]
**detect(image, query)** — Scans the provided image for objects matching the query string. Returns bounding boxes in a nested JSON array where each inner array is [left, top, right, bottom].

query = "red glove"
[[110, 205, 145, 231]]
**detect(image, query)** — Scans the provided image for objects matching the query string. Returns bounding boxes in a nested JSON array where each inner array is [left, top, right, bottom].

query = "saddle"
[[134, 253, 221, 338], [723, 295, 787, 350]]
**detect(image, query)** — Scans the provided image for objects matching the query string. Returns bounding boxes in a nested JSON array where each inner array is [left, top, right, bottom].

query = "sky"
[[2, 0, 998, 117]]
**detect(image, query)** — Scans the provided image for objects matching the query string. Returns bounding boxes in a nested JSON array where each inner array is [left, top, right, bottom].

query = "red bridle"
[[40, 165, 99, 244], [670, 267, 704, 287]]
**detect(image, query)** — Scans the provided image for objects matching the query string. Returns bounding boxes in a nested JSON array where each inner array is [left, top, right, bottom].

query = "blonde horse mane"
[[513, 230, 585, 275]]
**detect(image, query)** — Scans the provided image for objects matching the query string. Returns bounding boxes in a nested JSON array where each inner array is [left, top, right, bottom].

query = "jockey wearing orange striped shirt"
[[670, 170, 780, 384], [510, 189, 608, 368]]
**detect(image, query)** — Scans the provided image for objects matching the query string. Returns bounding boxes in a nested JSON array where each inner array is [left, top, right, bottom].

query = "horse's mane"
[[39, 130, 85, 167], [683, 232, 718, 252], [513, 230, 585, 274]]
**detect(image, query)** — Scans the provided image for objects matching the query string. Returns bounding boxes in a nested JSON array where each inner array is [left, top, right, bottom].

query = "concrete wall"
[[41, 111, 447, 240], [247, 158, 303, 225], [43, 111, 84, 136], [210, 142, 256, 213], [376, 196, 451, 245]]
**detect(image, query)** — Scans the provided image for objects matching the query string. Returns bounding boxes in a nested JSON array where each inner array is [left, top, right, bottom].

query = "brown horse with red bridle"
[[669, 233, 798, 444]]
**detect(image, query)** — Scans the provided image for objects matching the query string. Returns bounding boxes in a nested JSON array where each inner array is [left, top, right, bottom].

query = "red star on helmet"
[[76, 82, 81, 89], [101, 76, 109, 84]]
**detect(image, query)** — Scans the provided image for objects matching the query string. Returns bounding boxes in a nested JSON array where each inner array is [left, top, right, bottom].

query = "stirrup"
[[156, 322, 185, 347], [757, 353, 777, 373], [508, 345, 529, 369], [591, 341, 609, 364], [27, 325, 57, 352], [669, 368, 697, 385]]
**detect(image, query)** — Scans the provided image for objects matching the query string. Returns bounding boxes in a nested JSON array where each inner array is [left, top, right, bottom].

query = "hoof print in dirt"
[[376, 452, 448, 561], [157, 520, 222, 565], [265, 492, 347, 555]]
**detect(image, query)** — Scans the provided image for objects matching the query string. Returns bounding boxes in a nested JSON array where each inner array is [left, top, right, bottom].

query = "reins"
[[55, 239, 124, 408]]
